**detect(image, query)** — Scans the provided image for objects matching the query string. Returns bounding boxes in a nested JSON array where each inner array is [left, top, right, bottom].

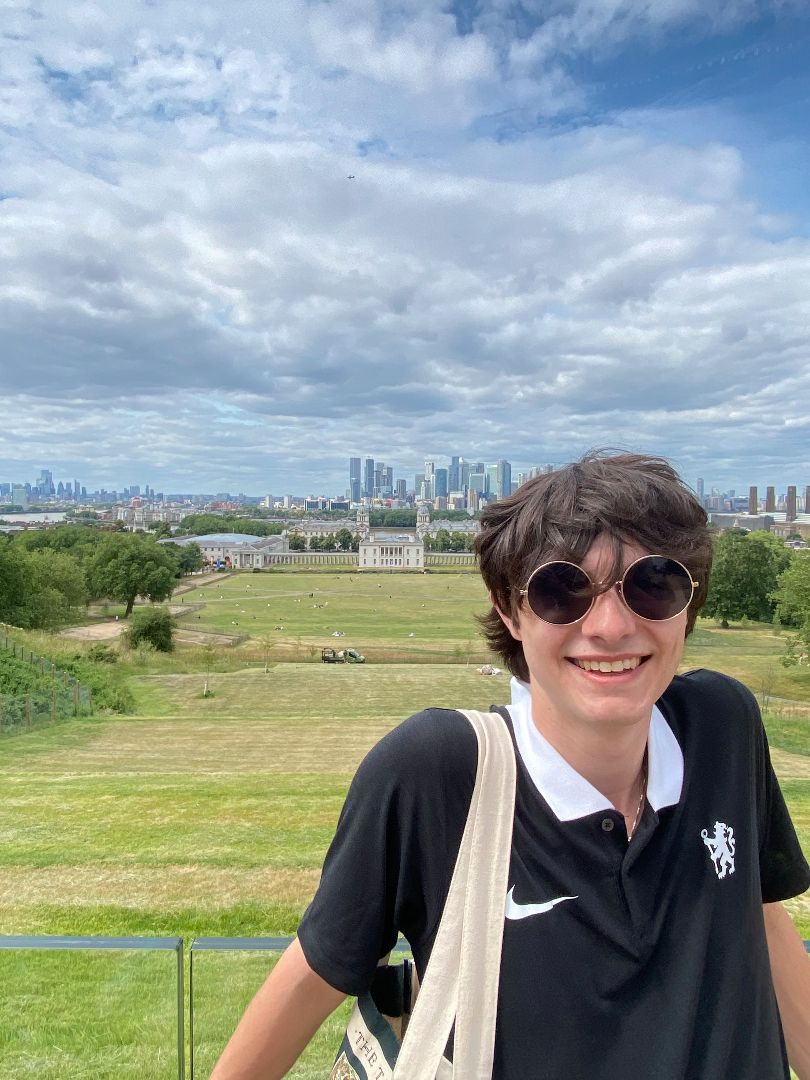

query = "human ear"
[[491, 594, 522, 642]]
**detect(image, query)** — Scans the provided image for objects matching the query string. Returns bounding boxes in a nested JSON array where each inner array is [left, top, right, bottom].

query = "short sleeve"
[[753, 710, 810, 902], [297, 709, 477, 995], [717, 675, 810, 902]]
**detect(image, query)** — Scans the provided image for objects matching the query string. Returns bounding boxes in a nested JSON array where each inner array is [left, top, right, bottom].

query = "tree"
[[12, 524, 101, 563], [0, 546, 86, 630], [201, 642, 216, 696], [166, 542, 204, 575], [382, 511, 417, 527], [86, 534, 180, 617], [288, 533, 306, 551], [335, 528, 354, 551], [22, 549, 88, 629], [125, 607, 175, 652], [258, 635, 274, 674], [0, 544, 29, 625], [433, 528, 451, 552], [702, 530, 791, 628], [772, 552, 810, 629], [148, 521, 173, 539]]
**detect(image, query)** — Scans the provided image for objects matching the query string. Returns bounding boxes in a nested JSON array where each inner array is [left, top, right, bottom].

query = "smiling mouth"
[[570, 657, 647, 673]]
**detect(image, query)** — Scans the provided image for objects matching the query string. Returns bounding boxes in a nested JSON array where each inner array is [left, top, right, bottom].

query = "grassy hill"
[[0, 572, 807, 1077]]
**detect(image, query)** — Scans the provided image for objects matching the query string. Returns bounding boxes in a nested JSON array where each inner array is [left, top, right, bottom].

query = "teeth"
[[574, 657, 641, 672]]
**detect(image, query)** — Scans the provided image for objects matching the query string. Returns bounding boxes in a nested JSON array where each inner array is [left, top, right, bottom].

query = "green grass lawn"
[[178, 570, 492, 662], [0, 663, 513, 1078], [0, 576, 808, 1077]]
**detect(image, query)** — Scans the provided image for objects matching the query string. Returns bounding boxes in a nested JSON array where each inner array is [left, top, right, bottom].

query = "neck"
[[530, 700, 650, 818]]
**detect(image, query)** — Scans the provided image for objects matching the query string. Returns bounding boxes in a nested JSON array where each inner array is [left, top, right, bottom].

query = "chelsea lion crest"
[[701, 821, 736, 879]]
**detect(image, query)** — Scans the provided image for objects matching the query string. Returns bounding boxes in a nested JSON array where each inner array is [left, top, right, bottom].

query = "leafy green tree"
[[0, 546, 87, 629], [148, 521, 173, 539], [174, 513, 225, 536], [125, 607, 175, 652], [23, 549, 88, 628], [87, 534, 179, 617], [335, 528, 354, 551], [433, 528, 451, 552], [772, 552, 810, 629], [166, 542, 204, 575], [12, 524, 100, 563], [176, 513, 284, 537], [0, 544, 29, 625], [382, 511, 417, 527], [288, 534, 306, 551], [702, 529, 791, 628]]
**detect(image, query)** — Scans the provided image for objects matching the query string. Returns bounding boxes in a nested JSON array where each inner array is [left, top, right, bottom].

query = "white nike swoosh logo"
[[504, 886, 578, 920]]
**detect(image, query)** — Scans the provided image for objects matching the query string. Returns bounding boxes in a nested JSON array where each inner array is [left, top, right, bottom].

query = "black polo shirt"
[[298, 669, 810, 1079]]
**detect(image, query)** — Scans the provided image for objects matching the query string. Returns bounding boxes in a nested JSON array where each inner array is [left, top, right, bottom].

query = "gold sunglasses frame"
[[518, 554, 699, 625]]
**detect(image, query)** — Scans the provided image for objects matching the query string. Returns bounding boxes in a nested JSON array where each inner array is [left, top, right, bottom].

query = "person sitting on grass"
[[212, 451, 810, 1080]]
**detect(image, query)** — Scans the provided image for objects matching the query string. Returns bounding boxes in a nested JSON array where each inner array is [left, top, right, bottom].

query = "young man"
[[212, 452, 810, 1079]]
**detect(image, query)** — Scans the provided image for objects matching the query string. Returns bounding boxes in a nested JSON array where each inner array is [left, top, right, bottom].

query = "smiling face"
[[497, 535, 687, 740]]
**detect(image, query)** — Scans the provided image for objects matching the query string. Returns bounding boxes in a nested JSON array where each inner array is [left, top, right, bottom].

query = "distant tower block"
[[805, 486, 810, 514], [787, 486, 797, 522], [748, 486, 758, 515], [765, 486, 776, 513], [416, 506, 430, 537]]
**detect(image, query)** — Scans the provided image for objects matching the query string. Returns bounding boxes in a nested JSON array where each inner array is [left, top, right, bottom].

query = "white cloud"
[[1, 1, 809, 492]]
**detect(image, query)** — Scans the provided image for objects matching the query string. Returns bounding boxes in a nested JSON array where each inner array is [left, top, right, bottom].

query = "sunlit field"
[[0, 571, 807, 1077], [179, 569, 491, 662]]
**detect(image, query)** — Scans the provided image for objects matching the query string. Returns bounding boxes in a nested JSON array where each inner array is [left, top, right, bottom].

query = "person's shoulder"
[[357, 707, 480, 787], [661, 668, 760, 722]]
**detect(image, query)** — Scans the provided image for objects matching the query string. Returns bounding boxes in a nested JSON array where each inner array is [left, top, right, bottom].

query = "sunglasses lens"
[[622, 557, 693, 621], [527, 562, 593, 624]]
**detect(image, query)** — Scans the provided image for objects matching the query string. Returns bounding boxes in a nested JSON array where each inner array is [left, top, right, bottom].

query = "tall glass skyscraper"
[[495, 459, 512, 500], [349, 457, 361, 503]]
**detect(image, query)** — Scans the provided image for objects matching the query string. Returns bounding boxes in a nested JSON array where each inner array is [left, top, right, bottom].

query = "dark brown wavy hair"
[[474, 450, 713, 681]]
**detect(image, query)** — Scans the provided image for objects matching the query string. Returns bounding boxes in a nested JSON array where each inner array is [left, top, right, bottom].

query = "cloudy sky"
[[3, 0, 810, 496]]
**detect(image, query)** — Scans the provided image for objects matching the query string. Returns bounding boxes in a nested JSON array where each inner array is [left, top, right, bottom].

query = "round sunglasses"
[[519, 554, 698, 626]]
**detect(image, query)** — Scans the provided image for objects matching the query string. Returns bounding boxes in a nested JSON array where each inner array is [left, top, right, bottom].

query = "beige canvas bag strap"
[[393, 708, 516, 1080]]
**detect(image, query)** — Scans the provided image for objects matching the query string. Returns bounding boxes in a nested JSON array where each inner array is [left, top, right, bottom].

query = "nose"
[[579, 582, 636, 639]]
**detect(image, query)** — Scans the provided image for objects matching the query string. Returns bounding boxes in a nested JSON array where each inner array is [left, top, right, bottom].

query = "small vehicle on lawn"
[[321, 647, 366, 664]]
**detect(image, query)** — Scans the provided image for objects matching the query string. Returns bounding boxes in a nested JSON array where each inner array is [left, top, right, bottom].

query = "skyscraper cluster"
[[349, 455, 525, 510]]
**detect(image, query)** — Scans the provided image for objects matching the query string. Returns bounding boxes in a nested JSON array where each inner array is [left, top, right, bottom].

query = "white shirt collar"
[[507, 678, 683, 821]]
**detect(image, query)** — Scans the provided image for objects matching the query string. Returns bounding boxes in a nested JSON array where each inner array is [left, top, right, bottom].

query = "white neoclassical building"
[[356, 508, 425, 571], [358, 534, 425, 571]]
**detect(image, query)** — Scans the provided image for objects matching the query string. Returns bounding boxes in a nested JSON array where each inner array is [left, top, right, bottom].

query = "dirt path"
[[172, 571, 233, 595], [61, 622, 125, 641]]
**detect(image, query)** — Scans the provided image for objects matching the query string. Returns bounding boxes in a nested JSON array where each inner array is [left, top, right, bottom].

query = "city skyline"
[[3, 5, 810, 493], [4, 453, 810, 508]]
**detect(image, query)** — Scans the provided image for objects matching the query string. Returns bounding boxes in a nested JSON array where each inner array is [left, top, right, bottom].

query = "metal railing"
[[0, 934, 185, 1079], [188, 935, 411, 1079], [0, 932, 807, 1077]]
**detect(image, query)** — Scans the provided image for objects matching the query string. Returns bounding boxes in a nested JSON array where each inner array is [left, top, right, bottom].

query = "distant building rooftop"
[[162, 532, 267, 546]]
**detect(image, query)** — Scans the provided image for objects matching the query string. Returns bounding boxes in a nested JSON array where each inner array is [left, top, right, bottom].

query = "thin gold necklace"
[[628, 756, 648, 842]]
